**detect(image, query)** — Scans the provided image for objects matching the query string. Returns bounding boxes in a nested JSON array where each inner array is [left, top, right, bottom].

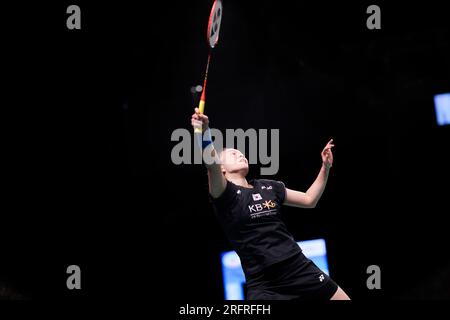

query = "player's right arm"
[[191, 108, 226, 198]]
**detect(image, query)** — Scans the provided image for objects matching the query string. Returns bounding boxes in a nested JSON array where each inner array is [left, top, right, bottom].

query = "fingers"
[[192, 108, 208, 119], [191, 108, 209, 128], [322, 142, 334, 163], [326, 139, 334, 148], [193, 113, 208, 122], [194, 107, 207, 117], [322, 139, 335, 153], [191, 111, 208, 120], [322, 150, 332, 158]]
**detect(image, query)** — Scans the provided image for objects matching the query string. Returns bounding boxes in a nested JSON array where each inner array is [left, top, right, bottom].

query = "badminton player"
[[191, 108, 350, 300]]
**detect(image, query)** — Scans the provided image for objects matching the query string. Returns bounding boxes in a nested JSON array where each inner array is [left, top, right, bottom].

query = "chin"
[[237, 164, 249, 176], [227, 163, 249, 175]]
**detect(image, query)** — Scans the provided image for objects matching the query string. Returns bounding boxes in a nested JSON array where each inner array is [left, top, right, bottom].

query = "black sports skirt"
[[245, 251, 338, 300]]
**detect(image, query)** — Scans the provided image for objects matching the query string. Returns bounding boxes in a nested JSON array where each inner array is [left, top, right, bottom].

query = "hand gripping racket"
[[194, 0, 223, 133]]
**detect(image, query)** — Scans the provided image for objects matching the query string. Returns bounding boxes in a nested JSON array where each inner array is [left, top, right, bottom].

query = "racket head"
[[206, 0, 223, 48]]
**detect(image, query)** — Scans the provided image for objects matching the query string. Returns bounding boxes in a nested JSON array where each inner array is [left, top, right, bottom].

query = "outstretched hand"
[[321, 139, 334, 169]]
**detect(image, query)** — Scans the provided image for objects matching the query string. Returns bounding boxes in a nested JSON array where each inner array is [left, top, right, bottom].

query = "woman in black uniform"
[[191, 108, 350, 300]]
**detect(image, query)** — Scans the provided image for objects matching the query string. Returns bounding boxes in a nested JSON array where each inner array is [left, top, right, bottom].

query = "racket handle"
[[194, 99, 206, 133], [194, 126, 203, 134], [193, 117, 203, 134], [198, 99, 205, 114]]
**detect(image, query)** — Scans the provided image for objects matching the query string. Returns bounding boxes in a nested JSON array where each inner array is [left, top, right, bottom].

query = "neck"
[[225, 173, 251, 188]]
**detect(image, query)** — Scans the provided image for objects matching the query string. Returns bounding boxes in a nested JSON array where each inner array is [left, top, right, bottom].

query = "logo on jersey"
[[319, 274, 325, 282], [252, 193, 262, 201], [262, 200, 276, 209], [248, 200, 278, 218]]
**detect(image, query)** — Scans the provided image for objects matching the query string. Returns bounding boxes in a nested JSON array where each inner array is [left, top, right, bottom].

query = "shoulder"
[[210, 179, 239, 203], [256, 179, 285, 188], [255, 179, 286, 203]]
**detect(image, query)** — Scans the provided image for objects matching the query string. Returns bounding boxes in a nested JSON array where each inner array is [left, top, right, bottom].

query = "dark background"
[[2, 0, 449, 301]]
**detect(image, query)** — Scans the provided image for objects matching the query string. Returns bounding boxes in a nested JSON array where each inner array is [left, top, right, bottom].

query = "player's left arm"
[[283, 139, 334, 209]]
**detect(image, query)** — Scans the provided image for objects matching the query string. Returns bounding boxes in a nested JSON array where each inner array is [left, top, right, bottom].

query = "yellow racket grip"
[[194, 99, 206, 133], [198, 99, 205, 114]]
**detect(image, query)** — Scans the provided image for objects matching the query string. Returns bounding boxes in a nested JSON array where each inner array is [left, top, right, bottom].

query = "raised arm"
[[284, 139, 334, 208], [191, 108, 226, 198]]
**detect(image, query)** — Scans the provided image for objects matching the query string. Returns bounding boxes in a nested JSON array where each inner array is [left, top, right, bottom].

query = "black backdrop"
[[2, 1, 450, 302]]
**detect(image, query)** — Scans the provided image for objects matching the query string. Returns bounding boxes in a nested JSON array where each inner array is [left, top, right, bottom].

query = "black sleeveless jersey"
[[211, 179, 302, 277]]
